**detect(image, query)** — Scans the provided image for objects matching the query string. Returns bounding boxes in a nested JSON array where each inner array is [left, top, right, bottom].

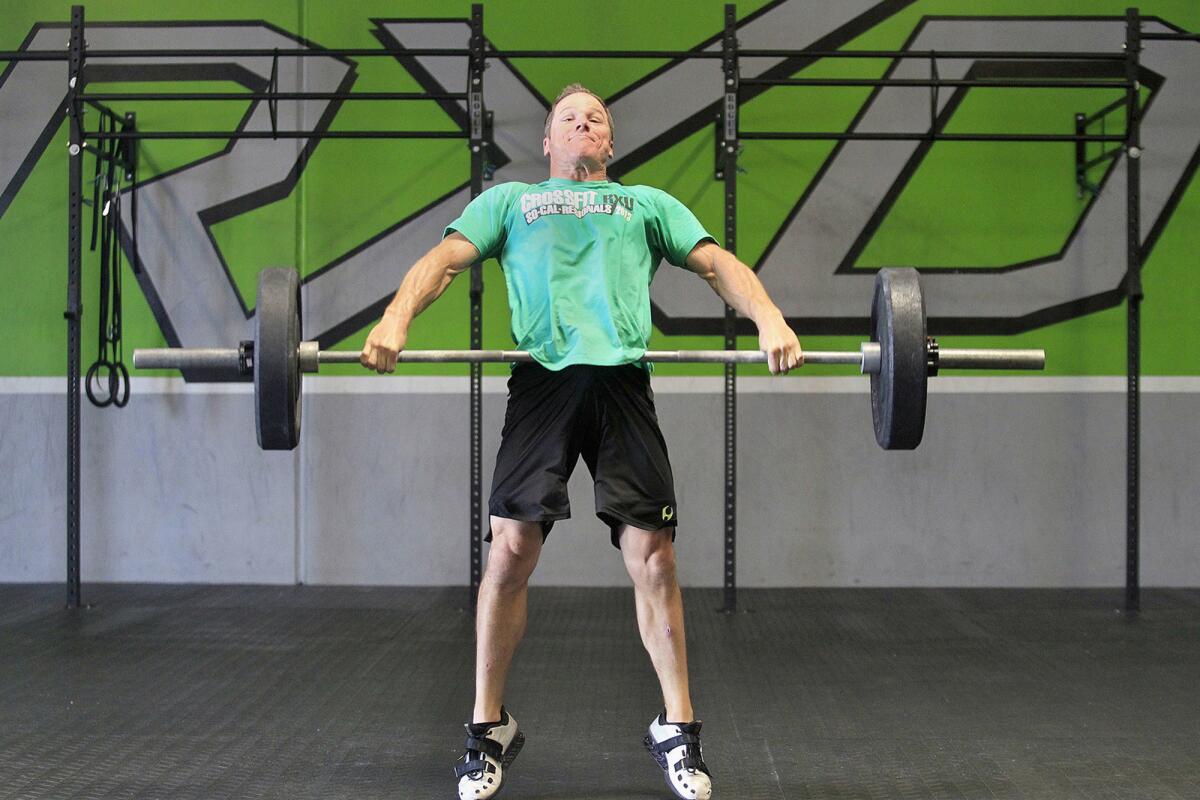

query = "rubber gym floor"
[[1, 584, 1197, 799]]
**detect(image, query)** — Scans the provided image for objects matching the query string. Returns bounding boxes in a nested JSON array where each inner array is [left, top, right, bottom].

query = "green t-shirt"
[[445, 178, 714, 369]]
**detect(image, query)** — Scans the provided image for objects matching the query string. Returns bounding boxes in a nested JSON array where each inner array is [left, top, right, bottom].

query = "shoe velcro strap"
[[673, 755, 712, 776], [465, 736, 504, 759], [651, 732, 700, 753], [454, 758, 496, 779]]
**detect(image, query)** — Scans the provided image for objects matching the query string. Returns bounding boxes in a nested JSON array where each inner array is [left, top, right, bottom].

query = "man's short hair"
[[543, 83, 615, 145]]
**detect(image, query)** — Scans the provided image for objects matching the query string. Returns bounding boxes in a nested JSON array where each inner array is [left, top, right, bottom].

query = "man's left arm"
[[684, 240, 803, 374]]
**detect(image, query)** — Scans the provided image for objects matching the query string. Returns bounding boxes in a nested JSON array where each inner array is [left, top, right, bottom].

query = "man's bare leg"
[[619, 525, 693, 722], [473, 517, 544, 724]]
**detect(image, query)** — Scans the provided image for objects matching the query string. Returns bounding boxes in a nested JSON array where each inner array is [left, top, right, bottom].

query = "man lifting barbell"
[[361, 84, 802, 800], [130, 83, 1045, 800]]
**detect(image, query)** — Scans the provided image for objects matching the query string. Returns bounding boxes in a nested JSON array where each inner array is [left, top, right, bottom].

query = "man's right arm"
[[360, 232, 480, 373]]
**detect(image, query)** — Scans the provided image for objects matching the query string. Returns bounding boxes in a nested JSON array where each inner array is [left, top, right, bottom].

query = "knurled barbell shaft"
[[315, 348, 862, 365], [133, 343, 1045, 373]]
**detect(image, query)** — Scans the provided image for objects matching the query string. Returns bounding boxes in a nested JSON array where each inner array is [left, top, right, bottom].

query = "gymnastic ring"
[[110, 361, 130, 408], [85, 359, 116, 408]]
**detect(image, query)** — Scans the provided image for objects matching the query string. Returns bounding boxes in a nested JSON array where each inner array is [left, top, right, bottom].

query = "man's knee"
[[486, 517, 544, 587], [621, 527, 678, 588]]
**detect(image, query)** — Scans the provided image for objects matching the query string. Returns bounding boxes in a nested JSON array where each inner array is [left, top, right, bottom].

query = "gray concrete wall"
[[1, 377, 1196, 587]]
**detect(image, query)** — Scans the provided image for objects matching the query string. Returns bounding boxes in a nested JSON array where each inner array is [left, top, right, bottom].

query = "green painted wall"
[[1, 0, 1197, 378]]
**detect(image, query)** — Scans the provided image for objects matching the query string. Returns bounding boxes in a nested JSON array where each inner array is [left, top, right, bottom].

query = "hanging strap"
[[85, 116, 130, 409]]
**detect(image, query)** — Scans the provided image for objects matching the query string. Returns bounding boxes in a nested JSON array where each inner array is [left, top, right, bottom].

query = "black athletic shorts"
[[488, 362, 678, 549]]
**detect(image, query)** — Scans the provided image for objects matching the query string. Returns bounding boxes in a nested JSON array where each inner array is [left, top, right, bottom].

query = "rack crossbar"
[[1, 47, 1134, 63], [738, 48, 1127, 60], [4, 46, 1137, 62], [85, 130, 468, 140], [82, 91, 468, 101], [742, 78, 1131, 89], [740, 131, 1126, 142]]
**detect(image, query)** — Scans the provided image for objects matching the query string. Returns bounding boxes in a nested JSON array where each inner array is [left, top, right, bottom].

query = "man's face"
[[543, 92, 614, 166]]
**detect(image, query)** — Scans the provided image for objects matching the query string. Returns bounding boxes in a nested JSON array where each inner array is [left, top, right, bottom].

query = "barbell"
[[133, 267, 1045, 451]]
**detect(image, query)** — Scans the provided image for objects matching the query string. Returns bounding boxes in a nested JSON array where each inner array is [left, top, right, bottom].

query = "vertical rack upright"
[[1123, 7, 1143, 614], [720, 4, 739, 613], [65, 5, 85, 609], [468, 3, 486, 610]]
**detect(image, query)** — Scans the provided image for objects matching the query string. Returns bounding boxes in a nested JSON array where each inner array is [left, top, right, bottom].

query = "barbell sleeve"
[[935, 348, 1045, 370], [133, 347, 245, 372]]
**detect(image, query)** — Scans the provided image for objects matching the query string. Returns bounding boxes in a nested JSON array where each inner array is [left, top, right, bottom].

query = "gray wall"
[[2, 377, 1196, 587]]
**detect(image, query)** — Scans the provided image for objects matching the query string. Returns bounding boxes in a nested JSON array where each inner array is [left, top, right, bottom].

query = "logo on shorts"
[[661, 505, 675, 522]]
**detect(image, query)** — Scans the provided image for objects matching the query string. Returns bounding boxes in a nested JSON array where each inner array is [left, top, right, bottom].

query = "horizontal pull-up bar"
[[76, 130, 1130, 144], [738, 49, 1127, 60], [741, 78, 1132, 89], [739, 131, 1127, 143], [83, 130, 468, 140], [1, 47, 1131, 63], [11, 47, 727, 60], [83, 91, 468, 102], [78, 82, 1131, 106]]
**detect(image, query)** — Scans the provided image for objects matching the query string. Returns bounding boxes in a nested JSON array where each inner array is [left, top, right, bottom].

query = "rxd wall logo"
[[2, 1, 1197, 357]]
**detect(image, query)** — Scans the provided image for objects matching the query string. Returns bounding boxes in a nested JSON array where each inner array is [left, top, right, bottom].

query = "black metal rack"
[[0, 5, 1172, 612], [714, 6, 1147, 613], [41, 5, 492, 609]]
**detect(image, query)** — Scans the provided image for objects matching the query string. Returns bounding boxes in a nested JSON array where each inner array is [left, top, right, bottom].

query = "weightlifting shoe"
[[644, 711, 712, 799], [454, 708, 524, 799]]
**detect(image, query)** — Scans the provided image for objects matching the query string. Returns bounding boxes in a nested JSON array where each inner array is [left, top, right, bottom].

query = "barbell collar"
[[860, 342, 881, 375], [298, 340, 320, 373]]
